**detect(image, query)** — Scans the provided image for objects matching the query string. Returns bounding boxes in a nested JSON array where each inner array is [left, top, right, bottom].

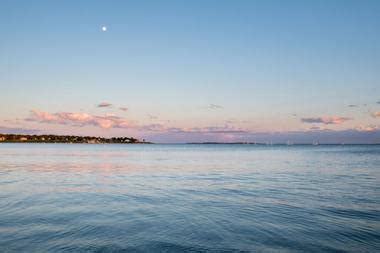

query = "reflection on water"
[[0, 144, 379, 252]]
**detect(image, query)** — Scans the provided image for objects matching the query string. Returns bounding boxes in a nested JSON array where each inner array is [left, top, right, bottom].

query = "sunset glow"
[[0, 1, 379, 143]]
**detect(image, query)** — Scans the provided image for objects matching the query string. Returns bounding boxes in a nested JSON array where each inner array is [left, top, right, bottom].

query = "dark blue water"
[[0, 144, 379, 252]]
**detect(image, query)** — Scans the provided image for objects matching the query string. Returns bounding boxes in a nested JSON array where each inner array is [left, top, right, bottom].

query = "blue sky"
[[1, 0, 380, 143]]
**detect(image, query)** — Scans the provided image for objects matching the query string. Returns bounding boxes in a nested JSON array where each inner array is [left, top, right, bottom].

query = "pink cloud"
[[30, 110, 61, 122], [355, 125, 378, 132], [25, 111, 244, 134], [26, 110, 129, 129], [372, 112, 380, 118], [119, 107, 128, 112], [301, 116, 351, 125]]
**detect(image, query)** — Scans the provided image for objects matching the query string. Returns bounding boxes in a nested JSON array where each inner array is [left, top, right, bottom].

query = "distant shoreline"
[[0, 134, 151, 144], [186, 143, 380, 145], [0, 134, 379, 145]]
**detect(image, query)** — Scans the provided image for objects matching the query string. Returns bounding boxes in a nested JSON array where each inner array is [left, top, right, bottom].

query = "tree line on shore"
[[0, 134, 149, 144]]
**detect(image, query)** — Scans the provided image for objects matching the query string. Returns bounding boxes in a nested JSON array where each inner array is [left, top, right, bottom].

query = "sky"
[[0, 0, 380, 143]]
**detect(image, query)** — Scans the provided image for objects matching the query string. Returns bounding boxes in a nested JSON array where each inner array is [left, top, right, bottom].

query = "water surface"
[[0, 144, 379, 252]]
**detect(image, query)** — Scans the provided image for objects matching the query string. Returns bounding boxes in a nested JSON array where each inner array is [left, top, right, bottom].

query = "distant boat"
[[313, 141, 319, 146]]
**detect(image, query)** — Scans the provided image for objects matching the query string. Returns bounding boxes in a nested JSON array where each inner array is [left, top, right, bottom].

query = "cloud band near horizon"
[[301, 116, 351, 125]]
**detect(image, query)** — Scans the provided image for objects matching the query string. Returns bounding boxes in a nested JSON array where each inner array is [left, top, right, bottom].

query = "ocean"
[[0, 144, 379, 252]]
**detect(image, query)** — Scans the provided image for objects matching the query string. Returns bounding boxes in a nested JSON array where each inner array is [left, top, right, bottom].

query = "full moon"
[[101, 26, 107, 32]]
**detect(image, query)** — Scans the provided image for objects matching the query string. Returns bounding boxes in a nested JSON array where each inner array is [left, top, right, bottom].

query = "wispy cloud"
[[309, 126, 332, 131], [209, 104, 223, 109], [147, 114, 158, 120], [200, 104, 224, 110], [165, 126, 249, 134], [119, 107, 128, 112], [372, 112, 380, 118], [148, 127, 380, 144], [225, 119, 250, 124], [136, 124, 165, 132], [301, 116, 351, 125], [348, 104, 358, 108], [377, 101, 380, 104], [0, 125, 41, 134], [26, 110, 129, 129], [97, 102, 112, 108], [355, 125, 378, 132]]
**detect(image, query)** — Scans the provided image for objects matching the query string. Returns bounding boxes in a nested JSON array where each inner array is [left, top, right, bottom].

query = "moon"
[[101, 26, 107, 32]]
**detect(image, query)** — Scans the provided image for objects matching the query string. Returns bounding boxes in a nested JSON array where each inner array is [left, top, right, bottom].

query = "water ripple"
[[0, 144, 379, 252]]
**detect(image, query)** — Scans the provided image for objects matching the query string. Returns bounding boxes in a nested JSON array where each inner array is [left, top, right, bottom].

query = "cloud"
[[162, 126, 249, 134], [26, 110, 129, 129], [355, 125, 378, 132], [0, 126, 41, 134], [131, 124, 249, 135], [148, 128, 380, 144], [225, 119, 250, 124], [199, 104, 224, 110], [119, 107, 128, 112], [25, 110, 173, 132], [16, 110, 380, 144], [25, 110, 193, 132], [209, 104, 223, 109], [97, 102, 112, 108], [309, 126, 331, 131], [348, 104, 358, 108], [372, 112, 380, 118], [136, 124, 166, 132], [301, 116, 351, 125], [148, 114, 158, 120]]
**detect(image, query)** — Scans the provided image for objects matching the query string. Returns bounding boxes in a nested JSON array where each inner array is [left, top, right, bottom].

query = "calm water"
[[0, 144, 379, 252]]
